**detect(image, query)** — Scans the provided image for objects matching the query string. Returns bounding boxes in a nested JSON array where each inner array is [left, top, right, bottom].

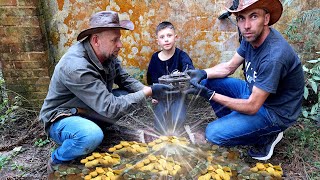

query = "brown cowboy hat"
[[227, 0, 283, 26], [77, 11, 134, 41]]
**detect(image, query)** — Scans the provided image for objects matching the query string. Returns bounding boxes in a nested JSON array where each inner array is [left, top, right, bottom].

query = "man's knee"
[[205, 122, 228, 146], [78, 125, 104, 151]]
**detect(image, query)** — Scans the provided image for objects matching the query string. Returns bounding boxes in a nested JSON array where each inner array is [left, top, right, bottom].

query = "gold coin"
[[114, 144, 123, 149], [120, 141, 130, 147], [80, 159, 88, 164], [89, 171, 98, 178], [108, 147, 116, 152]]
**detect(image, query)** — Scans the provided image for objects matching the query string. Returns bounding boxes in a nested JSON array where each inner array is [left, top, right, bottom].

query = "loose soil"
[[0, 97, 309, 179]]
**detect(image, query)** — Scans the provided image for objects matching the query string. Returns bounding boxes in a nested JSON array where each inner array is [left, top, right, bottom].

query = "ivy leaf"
[[304, 86, 309, 99], [309, 79, 318, 93], [302, 65, 309, 72], [302, 110, 308, 118], [13, 146, 22, 152], [312, 75, 320, 81], [311, 103, 319, 115], [307, 59, 319, 63]]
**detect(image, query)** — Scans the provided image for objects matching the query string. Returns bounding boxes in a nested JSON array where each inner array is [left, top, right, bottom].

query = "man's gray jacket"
[[39, 39, 146, 132]]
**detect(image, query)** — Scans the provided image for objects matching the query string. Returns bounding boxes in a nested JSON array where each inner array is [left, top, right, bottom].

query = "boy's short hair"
[[156, 21, 175, 35]]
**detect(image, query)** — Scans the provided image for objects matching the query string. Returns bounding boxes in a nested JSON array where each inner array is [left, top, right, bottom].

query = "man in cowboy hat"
[[186, 0, 304, 160], [40, 11, 173, 172]]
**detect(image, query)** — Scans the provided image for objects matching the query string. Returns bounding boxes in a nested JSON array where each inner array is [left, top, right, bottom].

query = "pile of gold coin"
[[108, 141, 149, 155], [147, 136, 190, 151], [78, 136, 284, 180], [198, 164, 233, 180], [250, 162, 283, 178], [83, 167, 123, 180], [130, 154, 182, 176], [80, 152, 121, 168]]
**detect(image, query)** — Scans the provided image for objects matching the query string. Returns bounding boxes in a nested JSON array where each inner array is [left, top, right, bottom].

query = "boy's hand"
[[186, 69, 207, 83]]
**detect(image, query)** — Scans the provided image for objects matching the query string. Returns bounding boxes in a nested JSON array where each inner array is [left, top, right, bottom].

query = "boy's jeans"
[[202, 78, 283, 146], [153, 94, 187, 135], [49, 89, 127, 164]]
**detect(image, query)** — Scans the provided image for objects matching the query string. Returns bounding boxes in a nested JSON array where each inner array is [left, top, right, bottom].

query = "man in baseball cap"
[[40, 11, 173, 173], [187, 0, 304, 161]]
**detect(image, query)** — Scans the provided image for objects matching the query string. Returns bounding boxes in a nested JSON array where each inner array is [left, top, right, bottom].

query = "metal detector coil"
[[158, 71, 191, 93]]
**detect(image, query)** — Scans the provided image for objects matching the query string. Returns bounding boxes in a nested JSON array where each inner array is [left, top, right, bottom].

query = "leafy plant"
[[0, 146, 23, 170], [0, 75, 22, 125], [0, 75, 37, 128], [302, 52, 320, 119], [34, 138, 50, 147], [284, 9, 320, 53], [0, 155, 10, 170], [11, 162, 24, 171]]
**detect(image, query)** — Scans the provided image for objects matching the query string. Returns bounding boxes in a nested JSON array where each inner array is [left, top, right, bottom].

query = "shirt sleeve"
[[113, 59, 145, 92], [60, 64, 145, 120], [180, 51, 195, 70]]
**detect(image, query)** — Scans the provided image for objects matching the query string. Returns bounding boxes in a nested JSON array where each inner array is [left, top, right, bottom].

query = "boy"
[[146, 21, 195, 135]]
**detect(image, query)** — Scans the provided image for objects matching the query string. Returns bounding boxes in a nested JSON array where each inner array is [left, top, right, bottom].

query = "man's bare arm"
[[211, 86, 270, 115], [205, 52, 244, 79]]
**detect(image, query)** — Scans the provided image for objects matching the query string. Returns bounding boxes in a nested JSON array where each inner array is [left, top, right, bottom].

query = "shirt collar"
[[83, 38, 104, 71]]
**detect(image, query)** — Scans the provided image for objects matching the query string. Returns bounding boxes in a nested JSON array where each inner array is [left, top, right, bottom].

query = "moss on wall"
[[40, 0, 320, 83]]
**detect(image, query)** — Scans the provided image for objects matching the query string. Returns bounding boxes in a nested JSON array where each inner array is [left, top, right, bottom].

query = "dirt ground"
[[0, 97, 308, 179]]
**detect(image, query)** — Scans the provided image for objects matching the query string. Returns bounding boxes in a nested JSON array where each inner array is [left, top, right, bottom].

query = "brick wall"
[[0, 0, 50, 109]]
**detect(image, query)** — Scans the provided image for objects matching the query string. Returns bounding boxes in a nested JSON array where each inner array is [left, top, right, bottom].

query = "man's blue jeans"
[[202, 78, 283, 146], [49, 89, 127, 164], [49, 116, 104, 164]]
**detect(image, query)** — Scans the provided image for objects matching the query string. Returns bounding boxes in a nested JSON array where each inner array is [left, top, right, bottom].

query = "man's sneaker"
[[248, 132, 283, 161]]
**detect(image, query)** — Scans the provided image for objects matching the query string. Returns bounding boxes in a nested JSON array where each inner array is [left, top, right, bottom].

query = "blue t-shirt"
[[146, 48, 195, 85], [237, 28, 304, 126]]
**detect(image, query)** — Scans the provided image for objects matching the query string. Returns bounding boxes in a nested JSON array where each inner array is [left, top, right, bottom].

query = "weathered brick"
[[0, 27, 5, 36], [30, 92, 48, 98], [0, 16, 39, 26], [0, 35, 20, 44], [35, 77, 51, 85], [3, 26, 41, 37], [0, 52, 48, 61], [17, 0, 38, 7], [12, 61, 47, 69], [0, 0, 17, 6], [28, 52, 49, 62], [0, 40, 45, 53], [0, 43, 24, 53], [8, 84, 49, 93], [0, 1, 49, 108], [5, 77, 50, 86], [3, 61, 27, 69], [0, 7, 37, 17], [3, 68, 49, 78], [24, 37, 46, 52]]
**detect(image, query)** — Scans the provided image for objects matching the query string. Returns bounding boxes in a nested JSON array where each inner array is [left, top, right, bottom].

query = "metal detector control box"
[[158, 71, 191, 93]]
